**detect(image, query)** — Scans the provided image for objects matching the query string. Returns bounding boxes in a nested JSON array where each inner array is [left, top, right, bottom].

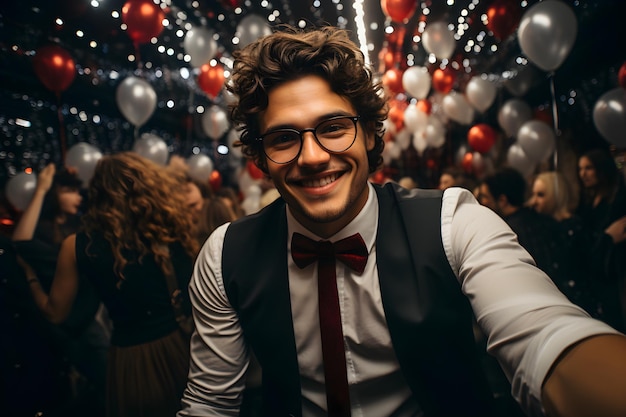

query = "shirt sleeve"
[[440, 187, 619, 417], [178, 223, 250, 417]]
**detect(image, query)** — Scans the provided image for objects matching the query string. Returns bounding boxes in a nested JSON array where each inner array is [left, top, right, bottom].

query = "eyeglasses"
[[257, 115, 360, 164]]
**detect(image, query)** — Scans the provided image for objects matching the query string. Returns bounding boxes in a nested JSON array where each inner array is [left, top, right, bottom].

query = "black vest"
[[222, 183, 495, 417]]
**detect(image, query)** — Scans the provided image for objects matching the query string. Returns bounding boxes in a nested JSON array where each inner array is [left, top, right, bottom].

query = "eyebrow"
[[263, 111, 354, 132]]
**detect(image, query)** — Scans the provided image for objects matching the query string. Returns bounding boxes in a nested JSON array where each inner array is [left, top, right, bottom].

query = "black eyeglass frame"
[[256, 115, 361, 165]]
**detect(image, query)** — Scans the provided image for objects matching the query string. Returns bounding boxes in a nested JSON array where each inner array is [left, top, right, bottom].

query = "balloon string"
[[549, 72, 560, 170], [134, 42, 143, 72], [56, 93, 67, 163]]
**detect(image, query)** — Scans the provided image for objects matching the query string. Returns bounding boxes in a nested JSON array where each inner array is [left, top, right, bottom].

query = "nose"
[[297, 131, 330, 166]]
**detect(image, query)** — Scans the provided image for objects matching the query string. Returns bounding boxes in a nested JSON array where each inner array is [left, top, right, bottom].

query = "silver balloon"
[[516, 120, 556, 163], [507, 143, 535, 178], [132, 133, 169, 165], [65, 142, 103, 187], [184, 26, 219, 68], [498, 99, 532, 138], [593, 87, 626, 148], [465, 75, 497, 113], [402, 66, 431, 99], [422, 21, 456, 60], [187, 154, 214, 183], [5, 172, 37, 211], [504, 64, 541, 97], [442, 91, 475, 125], [116, 76, 157, 127], [236, 14, 272, 48], [202, 105, 230, 140], [518, 0, 577, 72]]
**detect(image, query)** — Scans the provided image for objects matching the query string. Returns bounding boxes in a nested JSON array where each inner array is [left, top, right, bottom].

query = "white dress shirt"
[[179, 185, 618, 417]]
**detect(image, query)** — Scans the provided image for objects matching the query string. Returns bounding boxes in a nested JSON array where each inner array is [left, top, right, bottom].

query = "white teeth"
[[303, 173, 339, 187]]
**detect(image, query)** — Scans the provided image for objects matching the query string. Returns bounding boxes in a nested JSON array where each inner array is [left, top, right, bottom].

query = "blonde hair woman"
[[528, 171, 577, 220], [22, 152, 199, 417]]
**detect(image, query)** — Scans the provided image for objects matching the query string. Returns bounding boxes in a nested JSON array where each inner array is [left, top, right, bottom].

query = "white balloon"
[[5, 172, 37, 211], [236, 14, 272, 48], [518, 0, 577, 71], [422, 21, 456, 60], [184, 27, 219, 68], [394, 129, 412, 150], [465, 75, 497, 113], [115, 76, 157, 127], [423, 116, 446, 148], [133, 133, 169, 165], [402, 66, 431, 99], [382, 140, 401, 165], [593, 87, 626, 148], [412, 132, 428, 155], [516, 120, 556, 163], [442, 92, 475, 125], [498, 98, 532, 137], [187, 154, 214, 183], [507, 143, 536, 178], [65, 142, 103, 187], [202, 105, 230, 140], [403, 103, 429, 132]]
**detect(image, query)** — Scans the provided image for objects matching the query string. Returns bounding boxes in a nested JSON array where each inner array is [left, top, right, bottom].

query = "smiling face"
[[260, 75, 375, 238]]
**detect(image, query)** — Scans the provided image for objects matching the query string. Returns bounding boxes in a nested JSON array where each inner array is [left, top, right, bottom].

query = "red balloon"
[[619, 62, 626, 89], [416, 99, 432, 115], [378, 47, 395, 73], [382, 67, 405, 95], [381, 0, 418, 23], [467, 123, 497, 153], [208, 170, 222, 192], [122, 0, 165, 44], [370, 170, 388, 184], [198, 63, 225, 99], [388, 98, 408, 132], [246, 160, 265, 180], [432, 67, 455, 94], [32, 45, 76, 94], [485, 0, 522, 40], [461, 152, 474, 173]]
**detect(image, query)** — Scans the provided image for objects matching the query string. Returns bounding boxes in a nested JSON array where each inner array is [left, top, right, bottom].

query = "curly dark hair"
[[227, 25, 388, 173], [82, 152, 199, 282]]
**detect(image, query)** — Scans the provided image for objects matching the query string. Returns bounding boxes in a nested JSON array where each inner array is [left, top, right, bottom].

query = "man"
[[479, 167, 562, 281], [178, 26, 626, 417]]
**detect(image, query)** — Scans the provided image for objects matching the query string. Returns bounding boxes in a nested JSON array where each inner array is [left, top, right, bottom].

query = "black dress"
[[75, 231, 195, 417]]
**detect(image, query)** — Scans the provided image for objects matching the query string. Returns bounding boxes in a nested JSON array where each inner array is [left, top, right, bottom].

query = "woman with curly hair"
[[22, 152, 199, 417]]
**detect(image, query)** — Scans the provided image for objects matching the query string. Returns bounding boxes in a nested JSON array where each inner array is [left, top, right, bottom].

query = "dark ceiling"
[[1, 0, 625, 191]]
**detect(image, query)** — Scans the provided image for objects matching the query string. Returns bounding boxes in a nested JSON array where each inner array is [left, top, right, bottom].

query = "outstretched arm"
[[12, 163, 55, 241], [21, 234, 79, 323], [542, 334, 626, 417]]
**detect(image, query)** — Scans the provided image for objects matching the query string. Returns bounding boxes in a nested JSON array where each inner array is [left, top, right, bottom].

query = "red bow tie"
[[291, 232, 368, 274]]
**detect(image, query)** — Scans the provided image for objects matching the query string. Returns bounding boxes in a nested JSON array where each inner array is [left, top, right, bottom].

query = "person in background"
[[216, 187, 246, 219], [577, 148, 626, 331], [21, 153, 199, 417], [481, 168, 562, 281], [179, 26, 626, 417], [528, 171, 596, 315], [12, 163, 109, 415], [1, 234, 75, 417], [437, 166, 474, 191]]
